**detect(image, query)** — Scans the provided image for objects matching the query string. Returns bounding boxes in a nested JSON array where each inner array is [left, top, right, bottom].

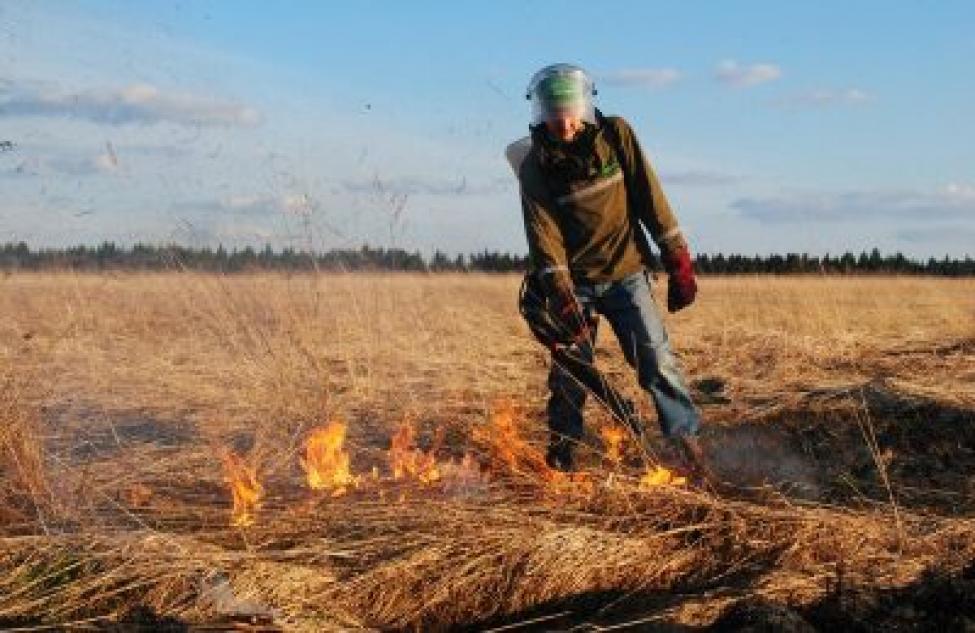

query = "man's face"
[[545, 110, 585, 142]]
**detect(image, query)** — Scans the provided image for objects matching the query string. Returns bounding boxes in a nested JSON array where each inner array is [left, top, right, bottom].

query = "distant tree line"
[[0, 242, 972, 276], [694, 249, 975, 276]]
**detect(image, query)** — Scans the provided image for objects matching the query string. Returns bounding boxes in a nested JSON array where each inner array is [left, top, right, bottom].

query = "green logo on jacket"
[[600, 161, 620, 177]]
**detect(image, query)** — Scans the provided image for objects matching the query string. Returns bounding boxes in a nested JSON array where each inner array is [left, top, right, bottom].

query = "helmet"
[[526, 63, 597, 126]]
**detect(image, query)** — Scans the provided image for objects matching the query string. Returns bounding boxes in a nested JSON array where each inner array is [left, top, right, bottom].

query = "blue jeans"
[[547, 269, 700, 444]]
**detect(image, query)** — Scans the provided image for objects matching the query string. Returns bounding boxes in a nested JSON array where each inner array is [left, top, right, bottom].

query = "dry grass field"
[[1, 272, 973, 631]]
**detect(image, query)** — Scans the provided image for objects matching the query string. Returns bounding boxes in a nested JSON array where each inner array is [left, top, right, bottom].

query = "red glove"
[[663, 247, 697, 313]]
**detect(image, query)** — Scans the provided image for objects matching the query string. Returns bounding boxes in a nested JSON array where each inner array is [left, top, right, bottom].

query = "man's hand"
[[663, 247, 697, 313], [549, 285, 589, 345]]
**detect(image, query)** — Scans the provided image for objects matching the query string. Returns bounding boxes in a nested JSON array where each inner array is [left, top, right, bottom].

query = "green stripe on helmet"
[[539, 75, 583, 105]]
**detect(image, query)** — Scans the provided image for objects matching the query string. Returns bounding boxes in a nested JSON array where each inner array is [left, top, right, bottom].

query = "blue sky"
[[1, 1, 973, 257]]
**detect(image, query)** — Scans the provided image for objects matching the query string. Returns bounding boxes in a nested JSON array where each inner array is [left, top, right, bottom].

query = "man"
[[506, 63, 710, 481]]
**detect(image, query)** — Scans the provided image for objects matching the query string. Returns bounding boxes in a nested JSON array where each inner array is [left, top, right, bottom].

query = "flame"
[[125, 482, 153, 508], [442, 453, 482, 482], [639, 464, 687, 488], [222, 451, 263, 527], [388, 419, 441, 484], [548, 470, 595, 497], [301, 420, 356, 495], [600, 425, 626, 465], [474, 400, 563, 485], [441, 453, 490, 498]]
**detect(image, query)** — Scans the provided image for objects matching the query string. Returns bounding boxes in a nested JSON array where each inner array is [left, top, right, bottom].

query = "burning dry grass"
[[301, 420, 356, 495], [388, 418, 443, 485], [222, 450, 264, 528], [0, 272, 972, 629]]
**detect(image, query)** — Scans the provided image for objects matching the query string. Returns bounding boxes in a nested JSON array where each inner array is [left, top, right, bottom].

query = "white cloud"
[[897, 225, 975, 245], [945, 182, 975, 199], [732, 185, 975, 222], [3, 153, 118, 177], [0, 79, 262, 128], [174, 193, 322, 217], [214, 223, 277, 242], [661, 169, 740, 187], [281, 194, 315, 215], [340, 175, 512, 197], [600, 68, 682, 89], [775, 88, 872, 108], [714, 59, 782, 87], [93, 149, 119, 173], [220, 195, 269, 212]]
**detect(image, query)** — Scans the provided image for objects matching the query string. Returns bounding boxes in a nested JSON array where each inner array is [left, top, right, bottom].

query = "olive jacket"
[[506, 115, 687, 291]]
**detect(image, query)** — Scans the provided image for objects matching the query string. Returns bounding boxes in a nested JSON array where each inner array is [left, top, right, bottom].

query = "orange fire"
[[600, 425, 626, 465], [639, 464, 687, 488], [441, 452, 488, 495], [388, 419, 441, 484], [222, 451, 263, 527], [474, 400, 563, 485], [125, 482, 154, 508], [301, 420, 356, 495]]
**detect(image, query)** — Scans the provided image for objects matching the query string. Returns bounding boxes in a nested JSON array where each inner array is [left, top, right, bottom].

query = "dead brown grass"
[[0, 364, 69, 536], [0, 272, 972, 630]]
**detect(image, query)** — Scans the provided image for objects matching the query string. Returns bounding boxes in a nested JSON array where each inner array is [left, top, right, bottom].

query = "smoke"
[[703, 425, 822, 497]]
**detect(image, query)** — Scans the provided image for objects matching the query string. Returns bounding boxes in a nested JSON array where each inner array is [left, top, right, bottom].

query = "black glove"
[[549, 285, 588, 345]]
